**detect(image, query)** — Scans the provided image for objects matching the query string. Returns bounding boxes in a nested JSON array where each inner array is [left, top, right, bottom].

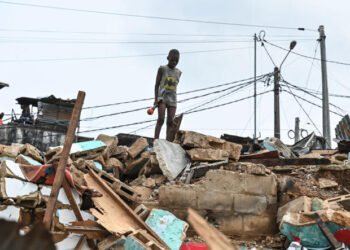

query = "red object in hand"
[[180, 243, 208, 250], [147, 106, 156, 115]]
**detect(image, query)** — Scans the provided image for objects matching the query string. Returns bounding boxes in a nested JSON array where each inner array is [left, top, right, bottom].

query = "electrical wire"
[[0, 37, 316, 44], [82, 73, 271, 110], [0, 1, 314, 31], [263, 40, 350, 66], [0, 46, 252, 63], [79, 90, 272, 134], [281, 80, 346, 114], [0, 28, 317, 38], [81, 79, 259, 121], [282, 84, 323, 136]]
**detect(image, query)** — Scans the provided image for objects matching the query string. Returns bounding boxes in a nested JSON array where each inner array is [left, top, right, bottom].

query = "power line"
[[283, 84, 323, 136], [81, 79, 258, 121], [281, 80, 346, 114], [79, 90, 272, 134], [283, 89, 343, 117], [0, 28, 317, 38], [0, 37, 316, 44], [264, 39, 350, 66], [0, 1, 314, 31], [83, 73, 271, 110], [0, 46, 252, 63]]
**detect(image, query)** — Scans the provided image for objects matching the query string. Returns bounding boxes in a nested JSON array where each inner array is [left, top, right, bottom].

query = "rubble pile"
[[0, 130, 350, 249]]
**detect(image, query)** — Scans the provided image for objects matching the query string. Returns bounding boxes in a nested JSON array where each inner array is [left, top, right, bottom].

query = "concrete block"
[[186, 148, 229, 161], [244, 174, 278, 196], [159, 185, 197, 209], [222, 141, 242, 161], [204, 170, 244, 193], [215, 214, 244, 235], [154, 139, 189, 180], [178, 130, 225, 149], [233, 194, 267, 215], [243, 214, 278, 235], [197, 190, 234, 212], [127, 137, 149, 159]]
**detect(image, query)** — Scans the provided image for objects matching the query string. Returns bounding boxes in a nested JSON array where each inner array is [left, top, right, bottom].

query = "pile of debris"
[[0, 129, 350, 249]]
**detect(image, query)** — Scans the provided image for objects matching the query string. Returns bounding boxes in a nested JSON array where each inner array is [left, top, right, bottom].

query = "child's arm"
[[154, 67, 163, 106]]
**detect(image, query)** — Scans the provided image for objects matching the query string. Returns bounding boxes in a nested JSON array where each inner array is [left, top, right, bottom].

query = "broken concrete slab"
[[56, 209, 95, 226], [318, 178, 338, 189], [0, 205, 20, 222], [145, 209, 188, 250], [0, 143, 23, 158], [221, 141, 242, 161], [15, 154, 42, 166], [175, 130, 225, 149], [40, 185, 81, 207], [277, 196, 312, 223], [19, 143, 43, 163], [127, 137, 149, 159], [2, 178, 39, 198], [154, 139, 189, 181], [186, 148, 229, 162], [0, 160, 26, 180]]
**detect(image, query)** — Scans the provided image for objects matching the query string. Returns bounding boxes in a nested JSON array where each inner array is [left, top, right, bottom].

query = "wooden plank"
[[74, 236, 86, 250], [239, 157, 331, 166], [43, 91, 85, 229], [187, 208, 237, 250], [84, 169, 169, 249], [66, 225, 109, 240]]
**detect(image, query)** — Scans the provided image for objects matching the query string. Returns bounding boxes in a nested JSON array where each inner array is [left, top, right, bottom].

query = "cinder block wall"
[[159, 170, 278, 236]]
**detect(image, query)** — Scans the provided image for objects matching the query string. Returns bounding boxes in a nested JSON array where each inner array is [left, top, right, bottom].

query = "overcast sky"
[[0, 0, 349, 145]]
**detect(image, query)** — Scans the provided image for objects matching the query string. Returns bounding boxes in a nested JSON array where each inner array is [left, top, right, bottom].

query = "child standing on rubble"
[[154, 49, 182, 141]]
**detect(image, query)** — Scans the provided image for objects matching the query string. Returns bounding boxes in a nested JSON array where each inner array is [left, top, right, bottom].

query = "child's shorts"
[[158, 91, 177, 107]]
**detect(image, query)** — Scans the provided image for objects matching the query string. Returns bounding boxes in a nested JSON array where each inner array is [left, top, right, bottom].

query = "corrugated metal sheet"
[[335, 114, 350, 140]]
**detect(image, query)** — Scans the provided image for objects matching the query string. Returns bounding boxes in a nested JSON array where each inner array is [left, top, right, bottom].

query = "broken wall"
[[159, 170, 278, 237]]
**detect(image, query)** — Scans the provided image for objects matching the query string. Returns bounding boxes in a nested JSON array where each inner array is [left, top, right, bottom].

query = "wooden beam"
[[43, 91, 85, 230]]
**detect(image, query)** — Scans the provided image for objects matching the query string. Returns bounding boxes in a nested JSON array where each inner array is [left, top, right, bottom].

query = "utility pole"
[[318, 25, 331, 149], [294, 117, 300, 143], [274, 67, 280, 139], [253, 33, 257, 141]]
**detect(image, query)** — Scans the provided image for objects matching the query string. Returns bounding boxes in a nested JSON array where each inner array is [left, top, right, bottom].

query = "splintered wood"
[[187, 208, 238, 250], [84, 170, 167, 248]]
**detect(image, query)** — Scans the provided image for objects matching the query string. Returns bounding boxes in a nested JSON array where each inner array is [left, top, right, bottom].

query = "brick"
[[204, 170, 244, 193], [197, 189, 234, 212], [244, 174, 277, 196], [234, 194, 267, 215], [159, 185, 197, 209]]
